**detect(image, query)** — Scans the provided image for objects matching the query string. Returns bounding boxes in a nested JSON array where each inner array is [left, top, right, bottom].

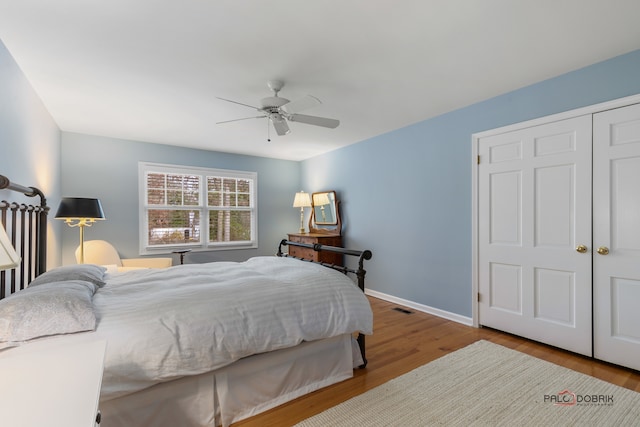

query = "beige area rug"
[[295, 340, 640, 426]]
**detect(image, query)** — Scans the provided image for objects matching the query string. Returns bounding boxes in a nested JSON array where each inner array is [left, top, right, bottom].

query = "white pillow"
[[0, 280, 97, 349], [28, 264, 107, 288]]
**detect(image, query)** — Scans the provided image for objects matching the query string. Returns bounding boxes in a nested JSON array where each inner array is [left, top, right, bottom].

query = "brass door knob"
[[597, 246, 610, 255], [576, 244, 588, 253]]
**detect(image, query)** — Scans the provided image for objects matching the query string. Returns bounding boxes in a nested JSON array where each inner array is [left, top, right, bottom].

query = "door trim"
[[471, 93, 640, 327]]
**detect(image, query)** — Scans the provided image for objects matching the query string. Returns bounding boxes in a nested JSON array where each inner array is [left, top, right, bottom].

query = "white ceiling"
[[1, 1, 640, 161]]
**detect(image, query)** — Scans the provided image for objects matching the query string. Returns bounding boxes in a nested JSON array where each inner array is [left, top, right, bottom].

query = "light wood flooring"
[[235, 296, 640, 426]]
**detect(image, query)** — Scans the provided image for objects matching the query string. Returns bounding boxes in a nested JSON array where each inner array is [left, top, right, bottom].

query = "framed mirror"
[[308, 190, 341, 235]]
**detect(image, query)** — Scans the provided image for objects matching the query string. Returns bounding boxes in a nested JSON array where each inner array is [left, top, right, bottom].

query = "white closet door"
[[478, 115, 592, 356], [593, 103, 640, 371]]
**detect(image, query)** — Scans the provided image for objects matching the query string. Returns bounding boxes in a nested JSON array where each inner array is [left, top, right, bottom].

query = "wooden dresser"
[[287, 233, 343, 266]]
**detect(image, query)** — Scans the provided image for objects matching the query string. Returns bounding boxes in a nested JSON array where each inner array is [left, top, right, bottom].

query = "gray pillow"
[[0, 280, 98, 349], [28, 264, 107, 288]]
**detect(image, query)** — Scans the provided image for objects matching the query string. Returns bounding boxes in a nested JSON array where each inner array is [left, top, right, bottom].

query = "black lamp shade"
[[55, 198, 106, 219]]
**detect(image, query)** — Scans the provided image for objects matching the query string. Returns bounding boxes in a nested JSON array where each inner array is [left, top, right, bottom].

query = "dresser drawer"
[[287, 233, 343, 266], [288, 245, 316, 260]]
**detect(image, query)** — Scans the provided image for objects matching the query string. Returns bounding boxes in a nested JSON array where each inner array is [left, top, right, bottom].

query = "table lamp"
[[292, 191, 312, 233], [55, 198, 105, 264]]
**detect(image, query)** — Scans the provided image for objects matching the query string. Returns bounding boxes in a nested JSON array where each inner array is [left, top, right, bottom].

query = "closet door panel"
[[593, 102, 640, 371], [478, 115, 592, 356]]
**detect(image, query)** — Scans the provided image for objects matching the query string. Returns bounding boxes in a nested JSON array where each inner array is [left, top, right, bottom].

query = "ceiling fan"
[[216, 80, 340, 141]]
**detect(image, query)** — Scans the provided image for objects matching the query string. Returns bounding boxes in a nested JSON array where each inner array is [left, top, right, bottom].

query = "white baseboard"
[[364, 289, 474, 326]]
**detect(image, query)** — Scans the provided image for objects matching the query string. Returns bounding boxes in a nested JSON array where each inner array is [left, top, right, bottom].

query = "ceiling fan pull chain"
[[267, 118, 271, 142]]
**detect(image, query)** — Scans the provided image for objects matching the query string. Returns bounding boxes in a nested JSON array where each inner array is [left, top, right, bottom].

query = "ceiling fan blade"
[[288, 114, 340, 129], [281, 95, 321, 114], [271, 115, 290, 136], [216, 116, 265, 124], [216, 97, 260, 110]]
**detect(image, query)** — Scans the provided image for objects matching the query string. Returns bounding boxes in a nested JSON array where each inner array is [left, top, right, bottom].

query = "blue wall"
[[0, 40, 62, 267], [302, 49, 640, 318], [60, 132, 301, 265]]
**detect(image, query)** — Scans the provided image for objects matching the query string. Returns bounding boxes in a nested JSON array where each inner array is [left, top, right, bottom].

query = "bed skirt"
[[99, 333, 361, 427]]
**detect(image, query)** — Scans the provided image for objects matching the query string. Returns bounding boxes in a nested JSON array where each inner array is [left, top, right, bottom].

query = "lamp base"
[[78, 224, 85, 264], [299, 208, 306, 234]]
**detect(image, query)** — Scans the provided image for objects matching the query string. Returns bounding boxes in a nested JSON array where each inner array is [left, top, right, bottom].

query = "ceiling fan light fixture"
[[270, 112, 285, 123], [271, 116, 291, 136]]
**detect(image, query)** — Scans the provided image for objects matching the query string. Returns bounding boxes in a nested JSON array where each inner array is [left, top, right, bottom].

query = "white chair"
[[76, 240, 172, 269]]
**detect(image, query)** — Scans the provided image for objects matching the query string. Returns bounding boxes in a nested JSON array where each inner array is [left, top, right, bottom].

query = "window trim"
[[138, 162, 258, 255]]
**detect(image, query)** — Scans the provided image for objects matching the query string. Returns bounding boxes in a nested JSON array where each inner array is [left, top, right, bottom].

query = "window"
[[139, 162, 257, 254]]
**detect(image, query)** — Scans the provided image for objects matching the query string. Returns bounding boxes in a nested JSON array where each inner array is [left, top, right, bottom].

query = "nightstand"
[[287, 233, 343, 266], [0, 337, 106, 427]]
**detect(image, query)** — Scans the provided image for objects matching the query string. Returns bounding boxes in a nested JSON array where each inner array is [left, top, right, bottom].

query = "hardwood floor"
[[235, 296, 640, 426]]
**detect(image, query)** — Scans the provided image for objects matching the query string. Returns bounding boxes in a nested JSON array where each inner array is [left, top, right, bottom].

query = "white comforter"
[[93, 256, 373, 400]]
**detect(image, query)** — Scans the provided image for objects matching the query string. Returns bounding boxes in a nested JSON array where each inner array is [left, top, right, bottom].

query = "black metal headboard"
[[0, 174, 48, 299]]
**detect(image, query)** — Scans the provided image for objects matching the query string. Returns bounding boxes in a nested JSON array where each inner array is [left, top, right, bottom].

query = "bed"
[[0, 175, 373, 427]]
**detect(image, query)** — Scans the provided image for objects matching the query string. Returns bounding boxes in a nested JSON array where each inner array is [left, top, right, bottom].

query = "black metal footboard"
[[277, 238, 372, 368]]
